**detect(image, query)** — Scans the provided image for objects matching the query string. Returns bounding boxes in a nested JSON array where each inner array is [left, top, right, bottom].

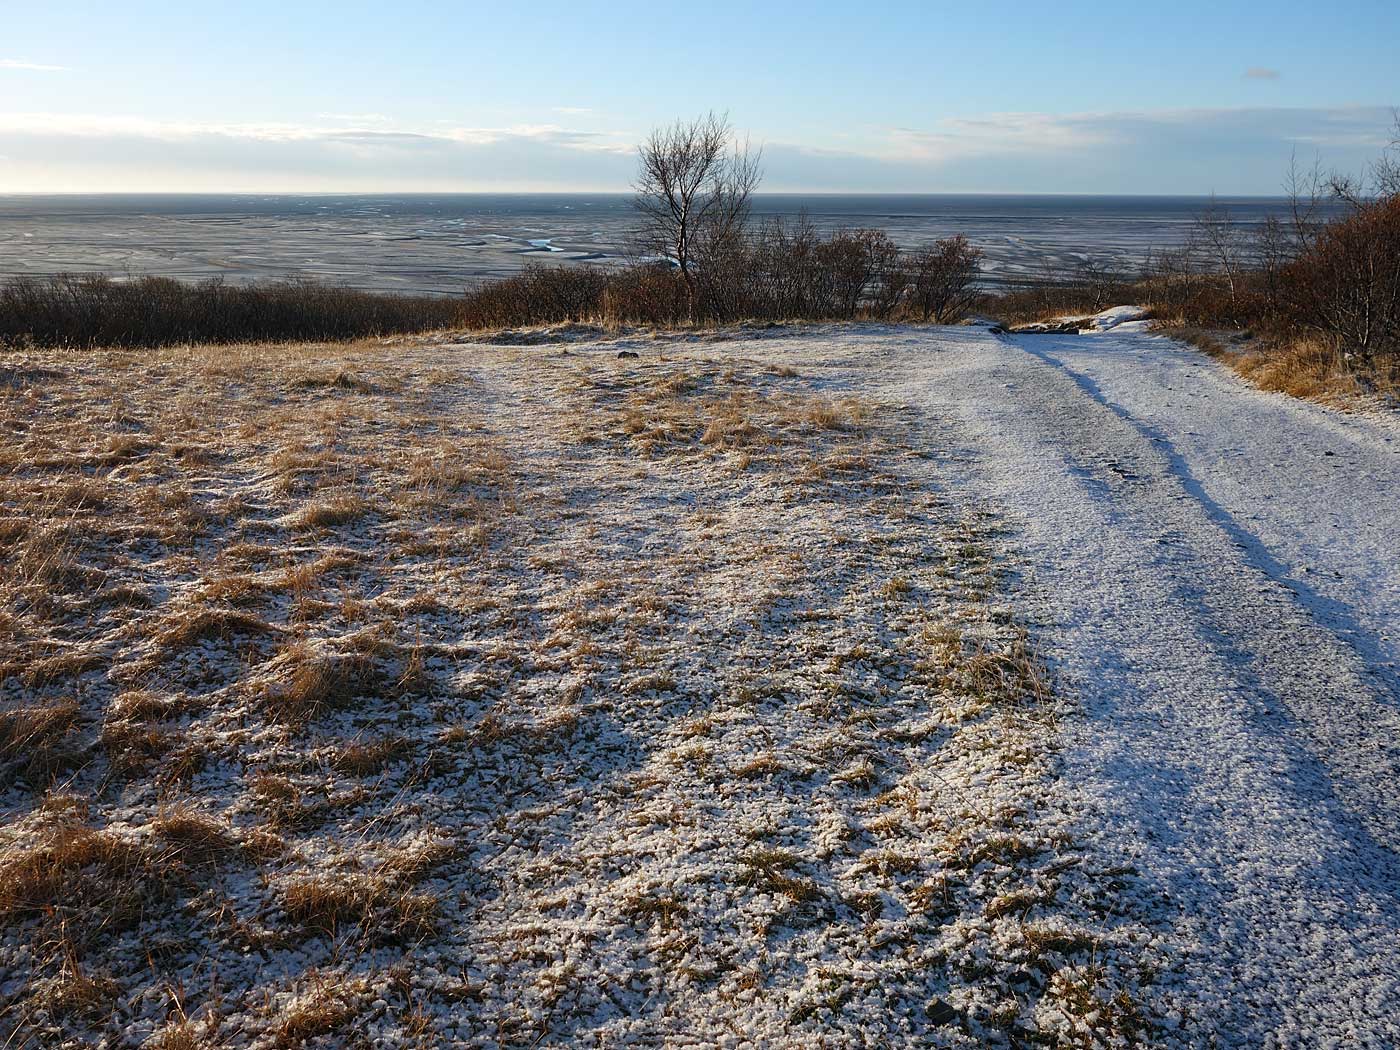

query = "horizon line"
[[0, 188, 1307, 200]]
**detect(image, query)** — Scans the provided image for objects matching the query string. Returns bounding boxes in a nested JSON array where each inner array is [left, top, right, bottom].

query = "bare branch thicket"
[[1288, 194, 1400, 368], [1074, 256, 1130, 312], [633, 112, 762, 319], [0, 274, 461, 349], [1283, 151, 1330, 250], [865, 232, 908, 318], [752, 212, 821, 317], [1189, 196, 1248, 309], [1366, 110, 1400, 200], [1254, 215, 1295, 315], [1326, 113, 1400, 206], [907, 235, 984, 323]]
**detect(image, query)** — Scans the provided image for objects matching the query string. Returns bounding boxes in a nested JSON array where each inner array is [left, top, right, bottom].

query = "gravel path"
[[887, 325, 1400, 1048]]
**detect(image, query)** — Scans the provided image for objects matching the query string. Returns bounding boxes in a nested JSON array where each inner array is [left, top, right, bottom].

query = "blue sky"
[[1, 0, 1396, 194]]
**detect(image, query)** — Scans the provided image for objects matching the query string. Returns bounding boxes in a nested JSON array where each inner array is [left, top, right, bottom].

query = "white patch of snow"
[[1079, 305, 1152, 332], [882, 325, 1400, 1047]]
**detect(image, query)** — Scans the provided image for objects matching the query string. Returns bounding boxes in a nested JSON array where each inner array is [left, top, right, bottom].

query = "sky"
[[1, 0, 1397, 195]]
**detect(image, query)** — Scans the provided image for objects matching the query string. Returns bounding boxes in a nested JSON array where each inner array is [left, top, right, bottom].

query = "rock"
[[1010, 318, 1086, 335], [927, 999, 959, 1026]]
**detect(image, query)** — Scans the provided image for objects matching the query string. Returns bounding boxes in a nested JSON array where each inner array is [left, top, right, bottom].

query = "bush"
[[2, 227, 994, 350], [0, 275, 461, 349], [456, 224, 971, 330], [456, 264, 609, 329], [603, 264, 690, 327], [1283, 195, 1400, 367], [719, 220, 904, 322], [907, 236, 984, 323]]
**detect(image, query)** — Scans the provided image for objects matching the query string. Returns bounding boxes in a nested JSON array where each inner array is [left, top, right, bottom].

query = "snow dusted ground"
[[871, 323, 1400, 1047], [3, 322, 1396, 1048], [0, 334, 1160, 1048]]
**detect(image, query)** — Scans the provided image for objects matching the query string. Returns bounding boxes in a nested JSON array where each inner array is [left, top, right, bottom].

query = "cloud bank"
[[0, 59, 68, 72], [0, 105, 1392, 194]]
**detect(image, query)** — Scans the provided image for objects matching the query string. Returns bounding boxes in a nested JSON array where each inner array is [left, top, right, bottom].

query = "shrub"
[[455, 225, 947, 330], [602, 263, 689, 326], [1283, 195, 1400, 367], [0, 275, 461, 349], [907, 235, 984, 323], [457, 264, 609, 329]]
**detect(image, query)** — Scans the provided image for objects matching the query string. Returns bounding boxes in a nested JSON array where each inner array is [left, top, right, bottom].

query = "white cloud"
[[852, 105, 1393, 164], [0, 104, 1392, 193], [315, 112, 392, 124], [0, 111, 640, 192], [879, 111, 1119, 164], [757, 106, 1397, 193], [0, 113, 635, 158], [0, 59, 68, 72]]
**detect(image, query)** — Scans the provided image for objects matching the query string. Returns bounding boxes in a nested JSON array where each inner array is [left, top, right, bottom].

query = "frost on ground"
[[888, 323, 1400, 1049], [0, 334, 1161, 1047]]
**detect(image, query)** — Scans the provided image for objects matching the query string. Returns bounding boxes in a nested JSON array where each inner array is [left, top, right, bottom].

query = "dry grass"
[[0, 698, 82, 785], [291, 491, 370, 530], [280, 874, 438, 941], [330, 734, 410, 776], [262, 643, 376, 724], [0, 826, 181, 945], [155, 606, 280, 648], [151, 807, 241, 866], [1170, 326, 1397, 406], [0, 333, 1155, 1046], [267, 975, 369, 1048]]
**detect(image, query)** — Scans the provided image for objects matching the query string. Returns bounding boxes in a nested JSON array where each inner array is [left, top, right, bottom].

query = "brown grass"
[[262, 644, 375, 724], [0, 335, 1153, 1044], [280, 874, 438, 941], [30, 965, 120, 1023], [330, 734, 410, 776], [0, 826, 181, 943], [269, 976, 368, 1048], [100, 719, 175, 778], [1172, 327, 1395, 405], [291, 492, 370, 530], [152, 807, 241, 866], [156, 607, 279, 648], [0, 699, 83, 785]]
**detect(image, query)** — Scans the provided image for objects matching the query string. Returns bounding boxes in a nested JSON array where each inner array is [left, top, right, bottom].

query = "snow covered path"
[[883, 326, 1400, 1047]]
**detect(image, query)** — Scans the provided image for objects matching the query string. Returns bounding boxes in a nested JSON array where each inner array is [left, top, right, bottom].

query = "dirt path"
[[880, 325, 1400, 1048]]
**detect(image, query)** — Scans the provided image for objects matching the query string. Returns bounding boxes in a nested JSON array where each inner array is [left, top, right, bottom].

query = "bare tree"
[[1189, 196, 1248, 309], [1254, 214, 1294, 314], [1284, 150, 1329, 249], [1074, 255, 1126, 312], [633, 113, 762, 319], [1329, 111, 1400, 206]]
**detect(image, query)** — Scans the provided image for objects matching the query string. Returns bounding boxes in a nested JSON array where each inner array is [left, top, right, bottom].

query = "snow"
[[878, 323, 1400, 1047], [4, 323, 1397, 1046], [1078, 306, 1152, 332], [0, 334, 1160, 1047]]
